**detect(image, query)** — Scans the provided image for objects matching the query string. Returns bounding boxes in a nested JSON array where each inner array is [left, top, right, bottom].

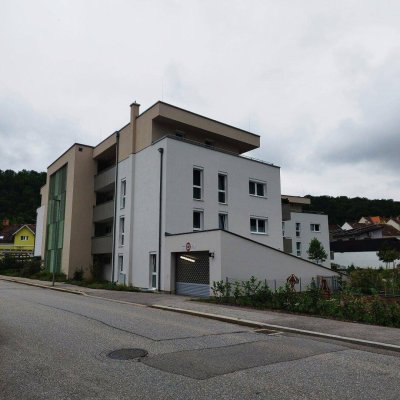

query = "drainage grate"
[[107, 348, 148, 360]]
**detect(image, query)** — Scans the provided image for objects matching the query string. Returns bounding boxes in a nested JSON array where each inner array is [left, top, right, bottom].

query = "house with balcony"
[[35, 100, 338, 296]]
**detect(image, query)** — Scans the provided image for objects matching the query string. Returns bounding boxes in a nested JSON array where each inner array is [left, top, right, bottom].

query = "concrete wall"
[[220, 231, 339, 288], [333, 251, 388, 269], [284, 212, 331, 267], [34, 206, 45, 257]]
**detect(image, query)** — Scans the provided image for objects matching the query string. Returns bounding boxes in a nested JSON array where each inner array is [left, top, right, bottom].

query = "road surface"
[[0, 280, 399, 399]]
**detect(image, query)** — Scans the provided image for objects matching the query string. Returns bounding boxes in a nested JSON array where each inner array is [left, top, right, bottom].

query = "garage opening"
[[175, 251, 210, 297]]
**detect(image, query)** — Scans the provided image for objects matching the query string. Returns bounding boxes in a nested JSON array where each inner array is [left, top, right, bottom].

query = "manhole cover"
[[107, 348, 148, 360]]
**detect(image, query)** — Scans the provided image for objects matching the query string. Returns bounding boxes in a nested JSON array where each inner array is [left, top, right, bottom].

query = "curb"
[[0, 277, 84, 295], [151, 304, 400, 353]]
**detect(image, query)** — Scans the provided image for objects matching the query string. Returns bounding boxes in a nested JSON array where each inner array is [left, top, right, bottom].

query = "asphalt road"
[[1, 281, 399, 400]]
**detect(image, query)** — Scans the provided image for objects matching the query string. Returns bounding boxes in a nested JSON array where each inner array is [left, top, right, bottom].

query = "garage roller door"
[[175, 251, 210, 297]]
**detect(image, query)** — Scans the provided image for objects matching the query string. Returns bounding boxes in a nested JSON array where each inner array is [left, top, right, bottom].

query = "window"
[[149, 253, 157, 289], [193, 168, 203, 200], [119, 217, 125, 246], [193, 210, 203, 231], [218, 213, 228, 230], [282, 222, 285, 237], [310, 224, 320, 232], [118, 255, 123, 272], [120, 179, 126, 209], [249, 180, 266, 197], [20, 236, 29, 241], [296, 222, 301, 237], [250, 217, 268, 234], [218, 174, 227, 204], [296, 242, 301, 256]]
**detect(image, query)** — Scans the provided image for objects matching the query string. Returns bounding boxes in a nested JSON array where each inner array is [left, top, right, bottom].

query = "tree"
[[307, 238, 328, 265], [377, 244, 400, 269]]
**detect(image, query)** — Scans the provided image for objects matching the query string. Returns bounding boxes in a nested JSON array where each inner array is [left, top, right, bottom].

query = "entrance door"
[[150, 254, 157, 289], [175, 251, 210, 297]]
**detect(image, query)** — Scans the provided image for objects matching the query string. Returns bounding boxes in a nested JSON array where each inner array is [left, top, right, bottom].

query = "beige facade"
[[39, 101, 261, 279]]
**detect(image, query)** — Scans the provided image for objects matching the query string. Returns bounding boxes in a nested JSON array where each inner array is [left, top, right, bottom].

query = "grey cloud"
[[0, 94, 85, 171]]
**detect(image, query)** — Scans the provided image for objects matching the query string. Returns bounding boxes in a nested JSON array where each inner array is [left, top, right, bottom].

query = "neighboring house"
[[386, 217, 400, 232], [281, 195, 331, 267], [332, 224, 400, 241], [0, 223, 36, 255], [359, 216, 385, 224], [36, 100, 338, 296], [331, 238, 400, 269]]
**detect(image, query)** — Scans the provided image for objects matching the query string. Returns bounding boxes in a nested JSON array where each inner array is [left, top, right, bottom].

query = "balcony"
[[93, 200, 114, 223], [94, 165, 115, 192], [92, 235, 113, 254]]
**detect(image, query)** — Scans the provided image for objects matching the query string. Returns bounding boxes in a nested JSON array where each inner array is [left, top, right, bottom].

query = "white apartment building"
[[36, 101, 338, 296], [281, 195, 331, 268]]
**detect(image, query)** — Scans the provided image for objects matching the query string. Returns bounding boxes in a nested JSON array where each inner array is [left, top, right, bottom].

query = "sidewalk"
[[1, 275, 399, 350]]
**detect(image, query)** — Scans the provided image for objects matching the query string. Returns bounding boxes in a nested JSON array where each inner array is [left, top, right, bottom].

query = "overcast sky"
[[1, 0, 399, 200]]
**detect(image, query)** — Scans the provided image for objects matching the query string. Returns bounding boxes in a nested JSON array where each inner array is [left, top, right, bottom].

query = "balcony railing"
[[94, 165, 116, 192], [92, 235, 113, 254], [93, 200, 114, 223]]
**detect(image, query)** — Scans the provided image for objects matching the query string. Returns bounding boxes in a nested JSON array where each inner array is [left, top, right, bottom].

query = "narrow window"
[[249, 180, 266, 197], [282, 222, 285, 237], [193, 168, 203, 200], [310, 223, 320, 232], [120, 179, 126, 209], [218, 174, 227, 204], [193, 210, 203, 231], [296, 242, 302, 256], [149, 253, 157, 289], [218, 213, 228, 230], [296, 222, 301, 237], [119, 217, 125, 246], [20, 236, 29, 241], [118, 255, 123, 272], [250, 217, 268, 234]]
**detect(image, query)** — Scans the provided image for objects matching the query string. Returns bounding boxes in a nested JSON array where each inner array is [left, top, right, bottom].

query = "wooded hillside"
[[0, 170, 46, 224], [305, 195, 400, 225]]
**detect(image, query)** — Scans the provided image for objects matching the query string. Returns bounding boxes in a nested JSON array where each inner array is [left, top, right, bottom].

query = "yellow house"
[[0, 224, 36, 254]]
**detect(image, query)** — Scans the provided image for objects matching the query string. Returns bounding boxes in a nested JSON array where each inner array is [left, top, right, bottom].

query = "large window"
[[193, 168, 203, 200], [120, 179, 126, 209], [218, 213, 228, 230], [119, 217, 125, 246], [193, 210, 204, 231], [218, 174, 227, 204], [250, 217, 267, 234], [310, 223, 320, 232], [249, 180, 266, 197]]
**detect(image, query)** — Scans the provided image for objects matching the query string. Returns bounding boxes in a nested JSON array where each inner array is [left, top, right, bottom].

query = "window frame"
[[310, 223, 321, 232], [296, 222, 301, 237], [296, 241, 302, 256], [193, 167, 203, 201], [20, 235, 29, 241], [119, 216, 125, 246], [250, 217, 268, 235], [249, 179, 267, 198], [118, 254, 124, 272], [120, 179, 126, 209], [193, 209, 204, 231], [218, 213, 228, 230], [218, 173, 227, 204]]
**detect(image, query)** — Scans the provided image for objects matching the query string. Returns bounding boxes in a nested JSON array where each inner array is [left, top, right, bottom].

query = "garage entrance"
[[175, 251, 210, 297]]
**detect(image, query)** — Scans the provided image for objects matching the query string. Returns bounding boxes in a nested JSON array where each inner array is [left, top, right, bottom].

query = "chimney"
[[2, 218, 10, 227], [130, 101, 140, 152]]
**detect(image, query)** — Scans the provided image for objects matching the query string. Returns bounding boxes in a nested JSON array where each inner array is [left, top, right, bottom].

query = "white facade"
[[283, 212, 331, 267], [333, 251, 387, 269], [34, 205, 45, 257], [113, 136, 284, 289]]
